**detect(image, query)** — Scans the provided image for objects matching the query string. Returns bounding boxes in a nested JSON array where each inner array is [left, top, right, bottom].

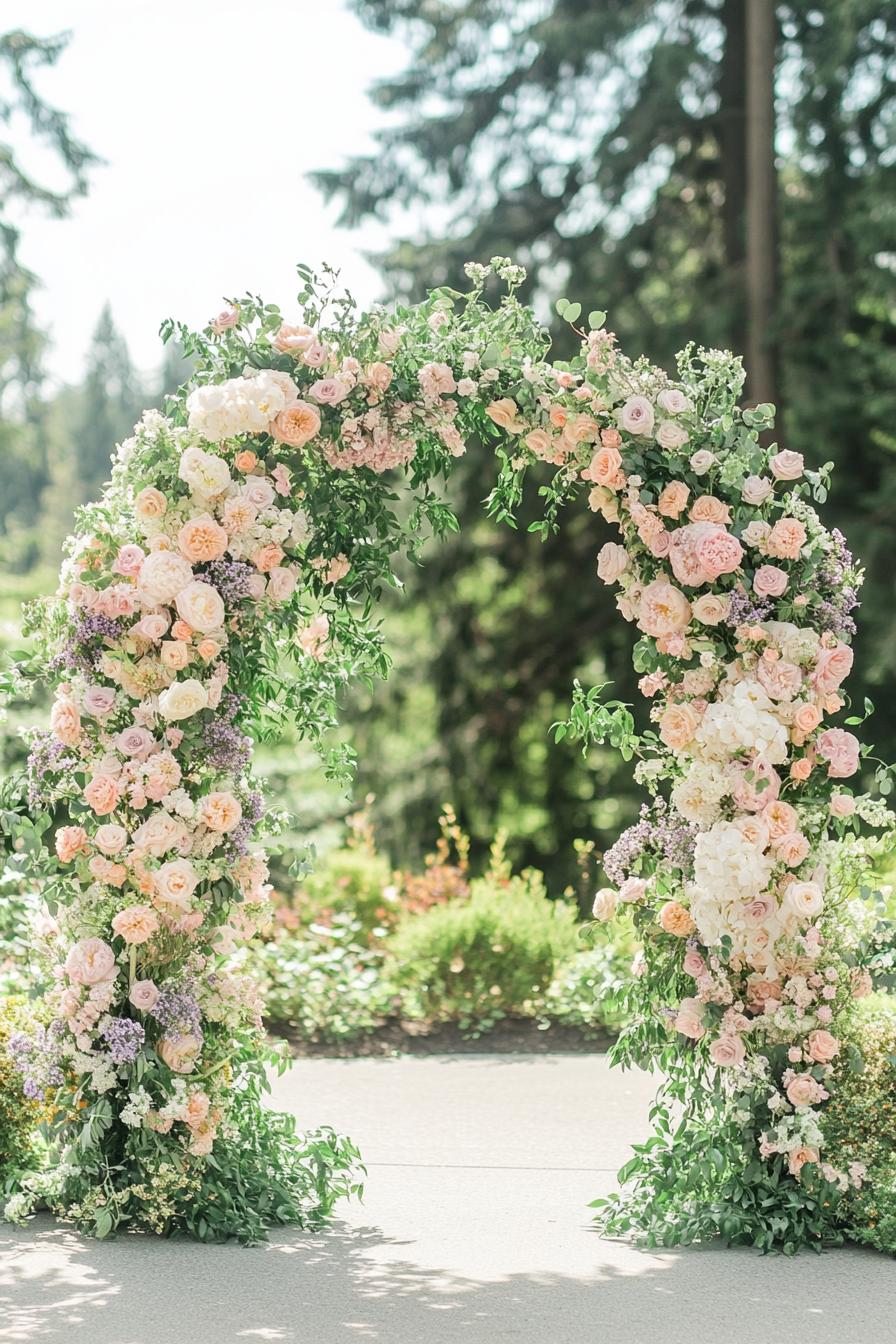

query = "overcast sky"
[[5, 1, 411, 384]]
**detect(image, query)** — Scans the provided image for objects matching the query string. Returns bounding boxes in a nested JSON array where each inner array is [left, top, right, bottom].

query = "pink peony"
[[816, 728, 860, 778], [637, 579, 691, 637], [111, 904, 159, 945], [65, 937, 116, 986]]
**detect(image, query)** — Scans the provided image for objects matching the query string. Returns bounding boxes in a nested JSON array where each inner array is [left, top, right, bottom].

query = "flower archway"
[[4, 259, 890, 1248]]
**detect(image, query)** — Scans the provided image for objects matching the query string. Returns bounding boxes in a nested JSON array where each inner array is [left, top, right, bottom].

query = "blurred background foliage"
[[1, 3, 895, 897]]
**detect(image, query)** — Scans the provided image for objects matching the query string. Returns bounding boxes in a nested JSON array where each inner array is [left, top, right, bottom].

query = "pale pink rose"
[[160, 640, 191, 672], [133, 613, 170, 642], [133, 811, 190, 857], [210, 306, 239, 333], [302, 340, 329, 368], [485, 398, 525, 433], [741, 475, 773, 505], [637, 580, 691, 637], [83, 685, 117, 719], [655, 420, 689, 450], [134, 487, 167, 521], [770, 449, 804, 481], [111, 903, 159, 945], [786, 1073, 822, 1107], [139, 550, 194, 605], [591, 888, 617, 922], [829, 793, 856, 819], [272, 323, 315, 354], [364, 362, 393, 393], [50, 697, 82, 746], [689, 495, 730, 526], [129, 979, 159, 1011], [83, 773, 122, 816], [178, 514, 228, 564], [158, 1033, 201, 1074], [267, 566, 298, 603], [184, 1091, 211, 1128], [756, 656, 802, 702], [674, 997, 706, 1040], [764, 800, 799, 839], [730, 757, 780, 812], [659, 703, 700, 751], [806, 1029, 839, 1064], [774, 831, 810, 867], [525, 428, 554, 460], [419, 362, 457, 401], [153, 858, 199, 910], [766, 518, 807, 561], [792, 702, 822, 737], [657, 481, 690, 518], [619, 395, 655, 436], [812, 643, 854, 694], [270, 401, 322, 448], [596, 543, 628, 584], [116, 725, 154, 757], [308, 376, 351, 405], [683, 949, 706, 977], [742, 520, 772, 551], [619, 877, 648, 903], [785, 880, 824, 919], [113, 544, 146, 577], [816, 727, 860, 778], [788, 1145, 819, 1177], [271, 463, 292, 495], [95, 823, 128, 855], [657, 388, 689, 415], [199, 791, 242, 833], [55, 826, 89, 863], [709, 1035, 746, 1067], [689, 450, 715, 475], [65, 937, 116, 986], [585, 445, 624, 488], [691, 593, 728, 625], [753, 564, 788, 598]]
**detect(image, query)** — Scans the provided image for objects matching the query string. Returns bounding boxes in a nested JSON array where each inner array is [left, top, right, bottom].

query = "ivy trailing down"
[[2, 257, 892, 1247]]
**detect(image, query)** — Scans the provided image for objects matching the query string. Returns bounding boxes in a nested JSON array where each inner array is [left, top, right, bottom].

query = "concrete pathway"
[[0, 1054, 892, 1343]]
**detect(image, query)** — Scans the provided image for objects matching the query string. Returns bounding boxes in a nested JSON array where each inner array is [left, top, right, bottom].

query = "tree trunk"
[[719, 0, 748, 361], [745, 0, 779, 409]]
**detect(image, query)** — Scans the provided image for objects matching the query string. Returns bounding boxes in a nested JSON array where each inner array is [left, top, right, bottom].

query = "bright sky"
[[5, 1, 410, 385]]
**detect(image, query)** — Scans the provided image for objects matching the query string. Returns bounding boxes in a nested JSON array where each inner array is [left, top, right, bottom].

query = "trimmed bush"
[[386, 869, 581, 1035], [0, 996, 45, 1177]]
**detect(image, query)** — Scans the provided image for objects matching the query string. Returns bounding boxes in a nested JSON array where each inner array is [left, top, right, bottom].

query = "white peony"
[[158, 677, 209, 721], [694, 679, 788, 765], [762, 620, 822, 667], [671, 761, 731, 828], [178, 444, 232, 496], [138, 551, 194, 605], [175, 580, 225, 633]]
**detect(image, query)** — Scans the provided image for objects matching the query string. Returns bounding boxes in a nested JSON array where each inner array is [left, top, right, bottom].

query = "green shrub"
[[823, 993, 896, 1253], [386, 869, 580, 1035], [0, 996, 45, 1177], [259, 914, 393, 1044], [280, 845, 394, 941], [541, 939, 632, 1035]]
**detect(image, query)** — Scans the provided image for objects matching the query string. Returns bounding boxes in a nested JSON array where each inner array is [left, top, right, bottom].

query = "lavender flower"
[[8, 1019, 67, 1097], [604, 799, 696, 886], [151, 984, 202, 1043], [101, 1017, 146, 1064], [199, 714, 252, 774], [814, 528, 860, 638], [725, 588, 773, 628], [205, 559, 256, 604]]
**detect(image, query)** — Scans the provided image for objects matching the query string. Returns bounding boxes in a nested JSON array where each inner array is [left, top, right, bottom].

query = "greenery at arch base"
[[1, 258, 894, 1249]]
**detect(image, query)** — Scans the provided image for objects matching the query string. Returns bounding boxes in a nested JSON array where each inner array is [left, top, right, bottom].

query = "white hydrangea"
[[762, 620, 821, 666], [694, 679, 788, 764], [186, 370, 299, 441], [694, 820, 774, 902], [120, 1087, 152, 1127], [671, 761, 731, 827]]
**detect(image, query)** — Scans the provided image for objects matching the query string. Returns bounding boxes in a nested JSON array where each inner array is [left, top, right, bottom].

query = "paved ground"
[[0, 1054, 892, 1343]]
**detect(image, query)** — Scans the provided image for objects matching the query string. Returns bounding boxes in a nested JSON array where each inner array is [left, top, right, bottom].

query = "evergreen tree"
[[73, 304, 144, 505], [315, 1, 896, 880]]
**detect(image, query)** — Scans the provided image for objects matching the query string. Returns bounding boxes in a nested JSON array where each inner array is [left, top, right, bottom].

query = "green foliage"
[[540, 940, 632, 1036], [0, 996, 44, 1178], [285, 843, 394, 939], [258, 915, 393, 1044], [386, 863, 581, 1035], [823, 994, 896, 1253]]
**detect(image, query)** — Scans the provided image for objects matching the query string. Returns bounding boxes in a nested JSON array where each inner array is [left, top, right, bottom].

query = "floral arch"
[[3, 258, 891, 1249]]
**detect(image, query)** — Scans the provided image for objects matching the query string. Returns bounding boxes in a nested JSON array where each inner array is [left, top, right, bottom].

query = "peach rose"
[[199, 791, 243, 833], [829, 793, 855, 818], [111, 903, 159, 945], [774, 831, 810, 867], [766, 518, 807, 560], [790, 758, 813, 782], [525, 428, 554, 460], [659, 901, 696, 937], [55, 826, 89, 863], [659, 703, 700, 752], [133, 613, 169, 642], [788, 1145, 819, 1176], [153, 858, 199, 911], [485, 398, 525, 433], [270, 401, 321, 447], [691, 593, 729, 625], [807, 1029, 839, 1064], [596, 543, 628, 584], [65, 937, 116, 986], [196, 638, 220, 662], [135, 487, 167, 520], [674, 997, 706, 1040], [587, 445, 623, 489], [234, 450, 258, 472], [637, 579, 691, 637], [252, 543, 285, 573], [50, 697, 82, 746], [787, 1073, 822, 1107], [83, 773, 121, 816], [158, 1033, 201, 1074], [792, 702, 822, 736], [689, 495, 730, 525], [178, 514, 228, 564], [184, 1091, 211, 1128], [272, 323, 315, 354], [753, 564, 788, 598], [160, 640, 191, 671], [657, 481, 690, 519]]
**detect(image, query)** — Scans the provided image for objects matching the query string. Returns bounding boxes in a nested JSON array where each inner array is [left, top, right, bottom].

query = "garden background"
[[1, 2, 894, 1058]]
